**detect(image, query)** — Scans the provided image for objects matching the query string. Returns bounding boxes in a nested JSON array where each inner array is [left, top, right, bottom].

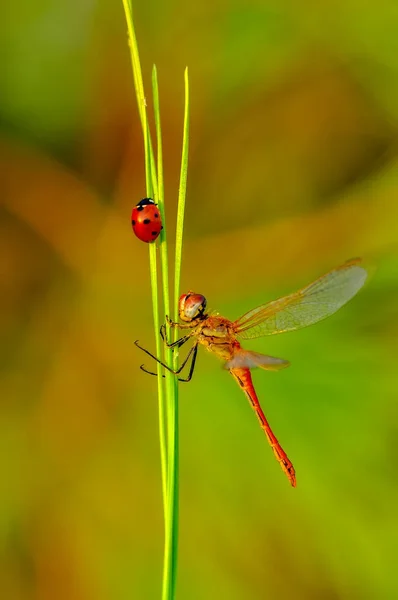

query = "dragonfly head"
[[179, 292, 207, 322]]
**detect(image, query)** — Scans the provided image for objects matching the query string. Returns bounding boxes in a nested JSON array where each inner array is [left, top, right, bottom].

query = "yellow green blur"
[[1, 1, 398, 599]]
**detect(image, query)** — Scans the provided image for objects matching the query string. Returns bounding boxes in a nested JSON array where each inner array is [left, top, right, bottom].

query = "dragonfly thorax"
[[179, 292, 208, 322]]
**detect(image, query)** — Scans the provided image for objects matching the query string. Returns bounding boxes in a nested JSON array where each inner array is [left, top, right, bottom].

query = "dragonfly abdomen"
[[229, 367, 296, 487]]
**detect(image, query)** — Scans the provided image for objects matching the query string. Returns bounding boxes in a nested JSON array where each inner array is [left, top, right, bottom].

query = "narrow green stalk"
[[145, 119, 167, 517], [174, 68, 190, 325], [168, 66, 190, 599], [152, 66, 174, 518]]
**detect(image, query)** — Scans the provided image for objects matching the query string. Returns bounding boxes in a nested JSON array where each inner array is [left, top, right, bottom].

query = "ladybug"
[[131, 197, 163, 243]]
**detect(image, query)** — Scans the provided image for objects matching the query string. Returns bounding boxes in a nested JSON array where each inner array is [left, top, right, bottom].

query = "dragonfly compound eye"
[[179, 293, 207, 321]]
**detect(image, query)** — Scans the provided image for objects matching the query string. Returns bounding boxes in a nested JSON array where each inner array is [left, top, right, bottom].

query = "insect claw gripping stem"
[[140, 363, 195, 383], [160, 324, 192, 350], [135, 339, 199, 381]]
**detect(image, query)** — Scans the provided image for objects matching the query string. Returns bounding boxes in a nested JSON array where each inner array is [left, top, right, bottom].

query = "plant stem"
[[170, 66, 190, 598]]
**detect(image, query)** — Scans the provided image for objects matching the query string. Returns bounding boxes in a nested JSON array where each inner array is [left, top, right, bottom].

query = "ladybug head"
[[179, 292, 207, 322], [136, 197, 156, 211]]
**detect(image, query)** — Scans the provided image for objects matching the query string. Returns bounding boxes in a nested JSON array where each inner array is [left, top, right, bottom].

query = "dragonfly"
[[135, 258, 367, 487]]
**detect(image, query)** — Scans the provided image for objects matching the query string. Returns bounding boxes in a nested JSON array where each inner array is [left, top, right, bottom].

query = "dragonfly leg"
[[135, 340, 198, 379], [160, 324, 191, 349], [165, 315, 193, 330], [177, 344, 197, 382], [135, 340, 170, 369], [140, 344, 198, 383], [165, 315, 178, 327]]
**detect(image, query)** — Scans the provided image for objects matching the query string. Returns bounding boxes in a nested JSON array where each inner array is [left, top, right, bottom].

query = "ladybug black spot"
[[143, 218, 151, 225], [137, 206, 144, 212], [161, 225, 163, 230], [152, 231, 158, 236], [132, 219, 136, 226], [154, 213, 159, 218]]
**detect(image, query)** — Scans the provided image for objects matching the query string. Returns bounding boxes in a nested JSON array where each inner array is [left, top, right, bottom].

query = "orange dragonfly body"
[[136, 258, 367, 487]]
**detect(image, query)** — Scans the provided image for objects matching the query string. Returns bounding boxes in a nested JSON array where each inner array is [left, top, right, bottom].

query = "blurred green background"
[[1, 0, 398, 598]]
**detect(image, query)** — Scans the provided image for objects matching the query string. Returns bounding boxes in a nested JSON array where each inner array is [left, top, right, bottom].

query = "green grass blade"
[[167, 66, 190, 600], [152, 65, 182, 600], [174, 68, 190, 323], [145, 119, 168, 521], [122, 0, 146, 135], [152, 66, 164, 213], [152, 65, 174, 520]]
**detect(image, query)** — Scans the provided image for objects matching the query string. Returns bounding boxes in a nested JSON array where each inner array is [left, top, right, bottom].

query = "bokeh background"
[[1, 1, 398, 598]]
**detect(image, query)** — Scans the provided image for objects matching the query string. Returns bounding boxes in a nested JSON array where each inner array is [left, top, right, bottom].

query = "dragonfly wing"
[[234, 258, 367, 339], [225, 350, 290, 371]]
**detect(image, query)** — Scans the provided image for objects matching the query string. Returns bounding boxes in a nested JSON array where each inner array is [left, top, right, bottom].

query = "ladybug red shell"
[[131, 198, 163, 243]]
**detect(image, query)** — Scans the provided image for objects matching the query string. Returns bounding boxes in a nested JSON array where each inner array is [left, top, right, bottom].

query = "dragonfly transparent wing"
[[224, 350, 290, 371], [234, 259, 367, 339]]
